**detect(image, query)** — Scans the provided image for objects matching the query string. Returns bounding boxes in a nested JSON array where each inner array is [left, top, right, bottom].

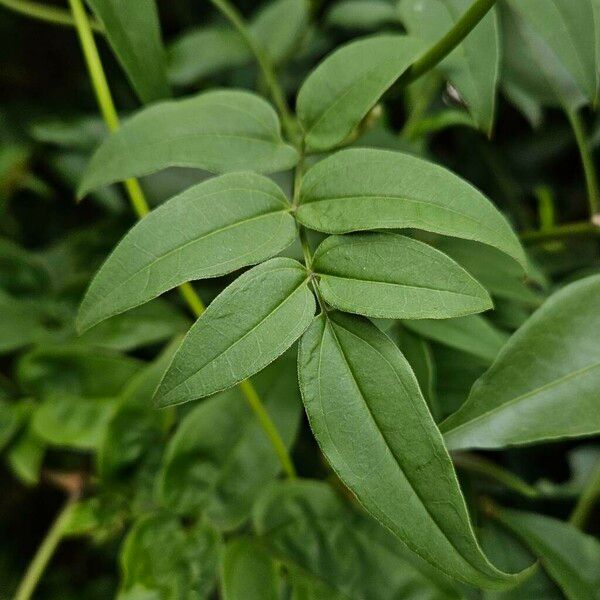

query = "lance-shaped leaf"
[[312, 233, 492, 319], [220, 538, 279, 600], [254, 480, 465, 600], [85, 0, 170, 104], [297, 149, 526, 268], [158, 352, 301, 530], [79, 90, 298, 196], [398, 0, 500, 134], [155, 258, 315, 406], [494, 508, 600, 600], [77, 173, 296, 332], [404, 315, 508, 364], [441, 275, 600, 450], [500, 0, 597, 111], [298, 311, 529, 588], [296, 35, 424, 151]]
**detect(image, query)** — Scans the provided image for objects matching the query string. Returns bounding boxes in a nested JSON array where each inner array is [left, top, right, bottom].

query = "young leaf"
[[78, 90, 298, 196], [495, 508, 600, 600], [312, 232, 492, 319], [119, 514, 219, 599], [85, 0, 170, 104], [77, 173, 296, 332], [297, 148, 526, 269], [441, 274, 600, 450], [158, 352, 301, 530], [404, 315, 508, 363], [220, 538, 279, 600], [296, 35, 424, 151], [500, 0, 597, 110], [398, 0, 500, 134], [297, 311, 528, 588], [254, 480, 465, 600], [155, 258, 315, 406]]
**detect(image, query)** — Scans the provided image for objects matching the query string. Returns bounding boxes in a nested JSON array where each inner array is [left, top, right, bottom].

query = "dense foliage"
[[1, 0, 599, 598]]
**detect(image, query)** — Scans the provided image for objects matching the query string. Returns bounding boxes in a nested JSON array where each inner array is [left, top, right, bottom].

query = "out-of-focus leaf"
[[6, 423, 45, 486], [79, 90, 298, 196], [297, 35, 424, 151], [327, 0, 400, 31], [442, 275, 600, 450], [85, 0, 170, 104], [159, 351, 301, 530], [0, 237, 51, 296], [155, 258, 314, 407]]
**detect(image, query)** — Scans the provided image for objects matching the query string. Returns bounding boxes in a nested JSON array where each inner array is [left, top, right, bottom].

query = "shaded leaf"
[[442, 275, 600, 450], [312, 232, 492, 319], [298, 312, 527, 588], [297, 35, 424, 151], [85, 0, 170, 104], [155, 258, 315, 406], [77, 173, 296, 331], [297, 149, 526, 268], [79, 90, 298, 196], [6, 424, 45, 486]]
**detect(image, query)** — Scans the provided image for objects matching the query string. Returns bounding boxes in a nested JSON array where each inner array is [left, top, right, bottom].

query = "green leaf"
[[158, 352, 301, 529], [77, 299, 190, 350], [398, 0, 500, 133], [327, 0, 400, 31], [254, 480, 466, 599], [495, 508, 600, 600], [77, 173, 296, 332], [97, 340, 179, 480], [435, 238, 544, 305], [297, 35, 424, 151], [120, 514, 219, 599], [297, 311, 528, 589], [312, 233, 492, 319], [0, 399, 20, 451], [6, 424, 45, 486], [404, 315, 508, 364], [155, 258, 315, 406], [0, 236, 50, 295], [219, 538, 279, 600], [441, 275, 600, 450], [84, 0, 170, 104], [168, 29, 249, 86], [500, 0, 597, 110], [479, 521, 563, 600], [78, 90, 298, 196], [297, 149, 526, 269]]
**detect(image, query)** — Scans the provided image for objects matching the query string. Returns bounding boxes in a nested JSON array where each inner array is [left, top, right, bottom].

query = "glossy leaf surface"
[[79, 90, 298, 196], [442, 275, 600, 450], [297, 149, 526, 268], [155, 258, 315, 406], [312, 232, 492, 319], [77, 173, 296, 331], [298, 311, 526, 588]]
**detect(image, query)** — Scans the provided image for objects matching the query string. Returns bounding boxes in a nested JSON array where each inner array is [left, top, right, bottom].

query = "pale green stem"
[[453, 453, 539, 499], [401, 0, 498, 85], [520, 221, 600, 243], [569, 460, 600, 530], [0, 0, 103, 32], [68, 0, 296, 481], [208, 0, 297, 139], [13, 498, 76, 600], [566, 107, 600, 217]]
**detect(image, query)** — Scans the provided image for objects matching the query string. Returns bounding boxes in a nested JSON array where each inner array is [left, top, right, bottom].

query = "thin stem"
[[569, 460, 600, 530], [520, 221, 600, 243], [208, 0, 296, 138], [401, 0, 498, 85], [566, 108, 600, 217], [68, 0, 295, 480], [14, 498, 76, 600], [0, 0, 103, 32], [238, 379, 296, 478], [453, 453, 539, 499]]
